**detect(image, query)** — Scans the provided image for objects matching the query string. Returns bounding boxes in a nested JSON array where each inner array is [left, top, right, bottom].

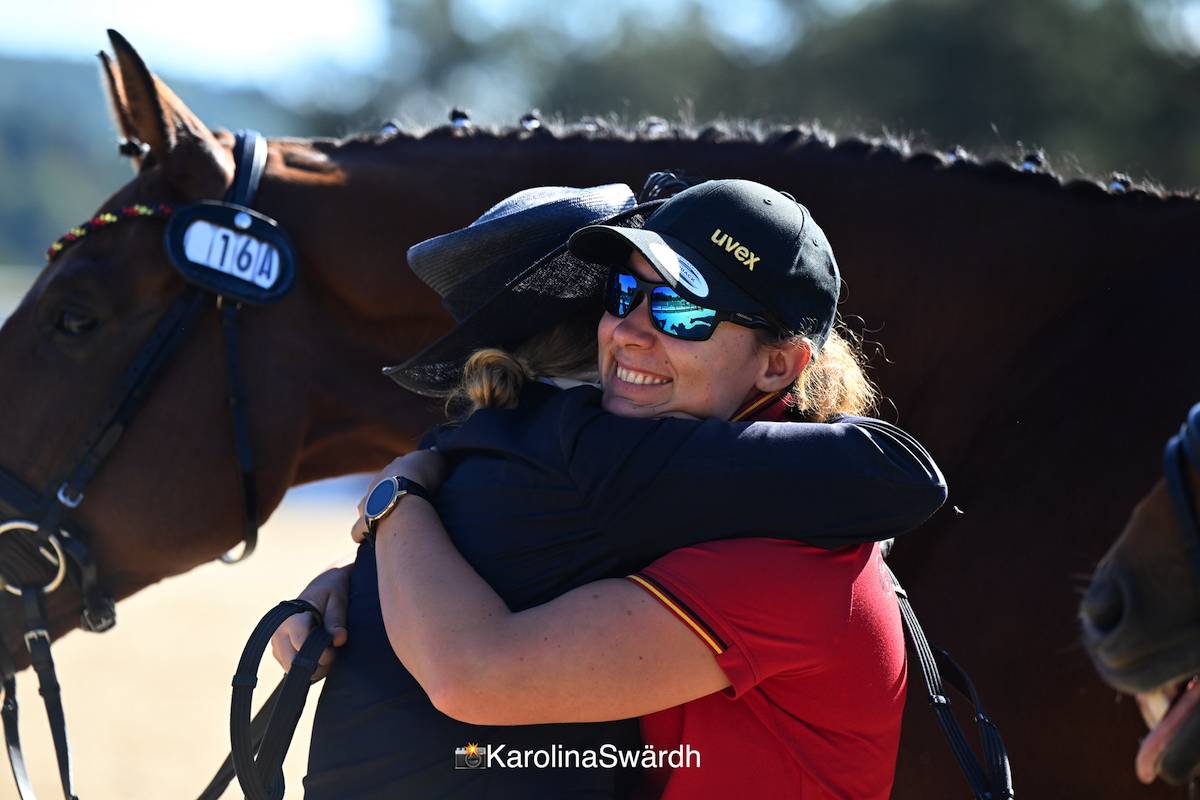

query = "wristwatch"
[[363, 476, 432, 540]]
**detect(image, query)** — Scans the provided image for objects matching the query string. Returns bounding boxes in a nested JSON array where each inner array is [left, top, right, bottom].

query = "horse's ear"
[[97, 50, 139, 171], [105, 29, 232, 198]]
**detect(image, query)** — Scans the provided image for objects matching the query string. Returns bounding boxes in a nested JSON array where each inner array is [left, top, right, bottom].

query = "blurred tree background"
[[3, 0, 1200, 271]]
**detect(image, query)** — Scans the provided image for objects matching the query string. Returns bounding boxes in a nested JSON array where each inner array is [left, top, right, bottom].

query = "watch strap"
[[394, 476, 432, 504], [364, 476, 432, 541]]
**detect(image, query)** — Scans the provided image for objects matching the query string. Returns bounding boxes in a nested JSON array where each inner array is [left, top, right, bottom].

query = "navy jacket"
[[304, 384, 946, 799]]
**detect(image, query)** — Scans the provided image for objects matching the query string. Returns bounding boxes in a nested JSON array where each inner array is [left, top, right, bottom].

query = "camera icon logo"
[[454, 742, 489, 769]]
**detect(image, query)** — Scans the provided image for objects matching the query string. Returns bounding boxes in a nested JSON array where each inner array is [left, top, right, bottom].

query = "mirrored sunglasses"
[[603, 269, 778, 342]]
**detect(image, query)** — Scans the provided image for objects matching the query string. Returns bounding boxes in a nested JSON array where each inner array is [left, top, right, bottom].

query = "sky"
[[5, 0, 1199, 117], [0, 0, 391, 106], [0, 0, 876, 109]]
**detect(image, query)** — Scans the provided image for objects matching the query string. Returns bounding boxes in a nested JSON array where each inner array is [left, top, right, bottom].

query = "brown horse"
[[1083, 403, 1200, 788], [3, 29, 1200, 798]]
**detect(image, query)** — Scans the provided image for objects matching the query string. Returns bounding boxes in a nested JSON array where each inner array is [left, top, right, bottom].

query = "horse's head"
[[1082, 410, 1200, 786], [0, 31, 451, 668]]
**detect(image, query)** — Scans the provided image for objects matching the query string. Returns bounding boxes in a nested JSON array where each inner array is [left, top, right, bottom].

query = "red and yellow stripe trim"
[[628, 573, 726, 655], [46, 203, 173, 262], [731, 388, 790, 422]]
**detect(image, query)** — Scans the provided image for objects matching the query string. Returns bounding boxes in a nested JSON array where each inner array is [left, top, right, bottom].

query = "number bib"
[[164, 201, 296, 304]]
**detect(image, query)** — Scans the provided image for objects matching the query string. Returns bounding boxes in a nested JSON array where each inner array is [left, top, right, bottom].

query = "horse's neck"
[[250, 132, 1198, 483], [854, 180, 1194, 476]]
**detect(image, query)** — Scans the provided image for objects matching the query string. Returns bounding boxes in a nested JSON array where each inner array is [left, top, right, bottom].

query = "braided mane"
[[315, 116, 1198, 206]]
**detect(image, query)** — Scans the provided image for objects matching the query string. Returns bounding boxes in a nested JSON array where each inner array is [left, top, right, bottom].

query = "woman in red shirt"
[[281, 178, 934, 798]]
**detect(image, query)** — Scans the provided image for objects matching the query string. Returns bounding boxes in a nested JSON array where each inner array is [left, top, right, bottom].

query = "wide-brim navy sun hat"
[[386, 184, 663, 397]]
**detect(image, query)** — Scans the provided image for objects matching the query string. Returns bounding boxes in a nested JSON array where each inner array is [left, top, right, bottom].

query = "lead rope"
[[19, 590, 75, 800], [1, 648, 36, 799], [194, 600, 330, 800], [0, 586, 81, 800]]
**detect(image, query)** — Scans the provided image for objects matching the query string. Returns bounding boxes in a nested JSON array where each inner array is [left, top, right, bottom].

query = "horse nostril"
[[1082, 576, 1126, 635]]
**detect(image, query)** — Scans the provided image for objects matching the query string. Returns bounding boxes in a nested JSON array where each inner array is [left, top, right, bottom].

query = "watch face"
[[364, 477, 398, 519]]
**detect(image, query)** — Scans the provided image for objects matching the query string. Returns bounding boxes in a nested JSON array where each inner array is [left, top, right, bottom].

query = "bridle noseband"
[[0, 130, 294, 800]]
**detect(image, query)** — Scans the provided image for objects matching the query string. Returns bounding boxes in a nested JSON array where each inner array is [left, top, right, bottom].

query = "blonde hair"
[[446, 314, 599, 417], [770, 324, 879, 422]]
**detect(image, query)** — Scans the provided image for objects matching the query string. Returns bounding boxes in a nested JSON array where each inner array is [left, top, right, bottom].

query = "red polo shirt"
[[628, 538, 906, 799]]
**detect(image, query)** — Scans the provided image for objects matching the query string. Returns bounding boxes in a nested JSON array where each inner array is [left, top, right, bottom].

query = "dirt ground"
[[1, 484, 365, 800]]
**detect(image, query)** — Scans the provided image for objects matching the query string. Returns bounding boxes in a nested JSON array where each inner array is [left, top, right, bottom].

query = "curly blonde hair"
[[764, 322, 879, 421]]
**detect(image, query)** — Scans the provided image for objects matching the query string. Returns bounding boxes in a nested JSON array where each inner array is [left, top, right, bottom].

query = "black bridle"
[[0, 130, 286, 800], [1165, 402, 1200, 579], [1162, 403, 1200, 798]]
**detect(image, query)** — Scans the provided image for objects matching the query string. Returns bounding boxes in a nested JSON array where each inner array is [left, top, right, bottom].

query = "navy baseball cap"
[[568, 179, 841, 347]]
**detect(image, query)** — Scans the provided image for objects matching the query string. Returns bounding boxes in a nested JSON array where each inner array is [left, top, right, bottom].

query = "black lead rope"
[[197, 600, 330, 800], [195, 681, 283, 800], [1, 677, 31, 799], [19, 590, 75, 800], [888, 564, 1015, 799], [0, 587, 81, 800], [0, 588, 73, 800]]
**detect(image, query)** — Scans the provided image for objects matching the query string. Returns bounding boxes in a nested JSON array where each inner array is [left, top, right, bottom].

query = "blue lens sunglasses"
[[603, 269, 780, 342]]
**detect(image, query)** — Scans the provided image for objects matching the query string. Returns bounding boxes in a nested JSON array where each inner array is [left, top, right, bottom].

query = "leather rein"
[[0, 130, 283, 800]]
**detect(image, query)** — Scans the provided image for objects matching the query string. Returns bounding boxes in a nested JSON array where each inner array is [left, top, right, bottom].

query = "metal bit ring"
[[0, 520, 68, 596]]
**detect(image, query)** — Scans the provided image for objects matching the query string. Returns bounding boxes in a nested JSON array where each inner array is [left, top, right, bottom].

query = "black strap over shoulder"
[[888, 564, 1014, 799]]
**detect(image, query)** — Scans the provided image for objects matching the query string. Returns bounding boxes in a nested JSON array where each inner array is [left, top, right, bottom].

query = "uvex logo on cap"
[[710, 229, 760, 271]]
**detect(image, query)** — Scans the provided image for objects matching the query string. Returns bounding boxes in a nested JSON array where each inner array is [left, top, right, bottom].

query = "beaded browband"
[[46, 203, 173, 263]]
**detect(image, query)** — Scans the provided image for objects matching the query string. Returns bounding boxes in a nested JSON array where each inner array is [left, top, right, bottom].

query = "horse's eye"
[[56, 309, 98, 336]]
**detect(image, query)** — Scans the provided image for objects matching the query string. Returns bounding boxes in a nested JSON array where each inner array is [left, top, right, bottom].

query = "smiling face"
[[597, 252, 805, 420]]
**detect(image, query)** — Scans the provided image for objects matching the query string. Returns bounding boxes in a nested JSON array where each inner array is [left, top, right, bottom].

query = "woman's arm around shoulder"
[[551, 388, 947, 555]]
